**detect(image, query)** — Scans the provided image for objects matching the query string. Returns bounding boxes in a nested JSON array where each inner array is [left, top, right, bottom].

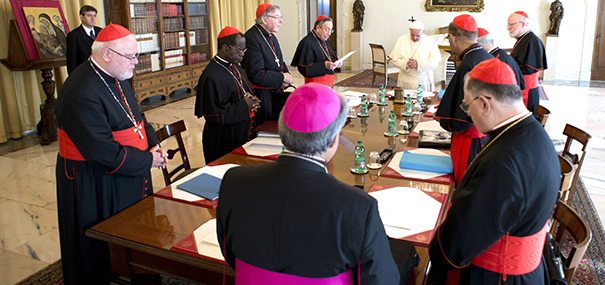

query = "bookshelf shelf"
[[105, 0, 211, 102]]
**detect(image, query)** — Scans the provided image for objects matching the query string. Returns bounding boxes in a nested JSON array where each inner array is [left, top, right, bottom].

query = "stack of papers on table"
[[386, 90, 436, 99], [153, 163, 239, 208], [341, 90, 365, 107], [424, 104, 439, 117], [368, 185, 446, 246], [410, 119, 446, 138], [381, 147, 452, 184], [231, 136, 283, 160], [171, 219, 226, 262]]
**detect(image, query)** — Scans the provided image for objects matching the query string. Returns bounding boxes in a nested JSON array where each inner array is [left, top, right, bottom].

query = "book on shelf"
[[135, 33, 159, 54]]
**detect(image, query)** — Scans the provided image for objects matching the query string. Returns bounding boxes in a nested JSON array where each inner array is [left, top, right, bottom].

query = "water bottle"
[[388, 110, 397, 136], [360, 95, 368, 116], [413, 98, 422, 115], [354, 140, 366, 173], [378, 106, 385, 122], [416, 84, 425, 111], [404, 94, 413, 116], [378, 85, 386, 105]]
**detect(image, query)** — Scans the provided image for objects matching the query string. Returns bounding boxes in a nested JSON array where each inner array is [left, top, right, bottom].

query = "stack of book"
[[187, 3, 207, 15], [135, 33, 159, 54], [130, 3, 157, 17], [162, 18, 184, 31], [131, 18, 158, 34], [190, 52, 207, 64], [191, 29, 208, 46], [161, 3, 183, 16], [165, 49, 185, 69], [135, 53, 161, 75], [188, 16, 205, 29]]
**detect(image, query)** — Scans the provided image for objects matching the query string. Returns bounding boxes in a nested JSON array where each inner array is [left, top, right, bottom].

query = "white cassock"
[[389, 34, 441, 91]]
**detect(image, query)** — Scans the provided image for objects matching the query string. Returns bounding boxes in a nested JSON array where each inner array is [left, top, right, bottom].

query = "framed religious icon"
[[425, 0, 484, 13], [8, 0, 70, 60]]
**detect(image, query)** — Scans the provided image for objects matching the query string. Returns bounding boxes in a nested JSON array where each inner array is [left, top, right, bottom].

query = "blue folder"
[[176, 173, 222, 200], [399, 150, 453, 174]]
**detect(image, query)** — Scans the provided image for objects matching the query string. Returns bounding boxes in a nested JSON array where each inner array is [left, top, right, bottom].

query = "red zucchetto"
[[96, 23, 132, 42], [315, 15, 329, 23], [477, 27, 489, 38], [514, 11, 529, 18], [469, 56, 518, 85], [218, 26, 241, 38], [256, 3, 272, 18], [453, 14, 477, 32]]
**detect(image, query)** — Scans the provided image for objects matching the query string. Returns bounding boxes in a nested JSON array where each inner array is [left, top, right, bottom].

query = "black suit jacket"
[[66, 25, 102, 74], [216, 154, 400, 284]]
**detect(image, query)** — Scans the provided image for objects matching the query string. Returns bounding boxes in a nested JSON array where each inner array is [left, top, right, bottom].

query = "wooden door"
[[591, 0, 605, 80], [307, 0, 337, 51]]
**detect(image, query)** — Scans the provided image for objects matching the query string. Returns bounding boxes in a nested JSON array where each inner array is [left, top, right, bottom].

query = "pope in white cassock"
[[389, 20, 441, 91]]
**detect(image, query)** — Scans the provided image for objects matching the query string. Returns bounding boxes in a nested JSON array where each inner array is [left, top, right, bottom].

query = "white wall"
[[273, 0, 598, 82]]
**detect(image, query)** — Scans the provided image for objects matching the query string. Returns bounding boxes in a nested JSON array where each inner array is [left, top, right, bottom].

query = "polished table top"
[[87, 87, 452, 284]]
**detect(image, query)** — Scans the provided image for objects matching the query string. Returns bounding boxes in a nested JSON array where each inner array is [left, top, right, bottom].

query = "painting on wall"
[[23, 7, 67, 59], [425, 0, 484, 13]]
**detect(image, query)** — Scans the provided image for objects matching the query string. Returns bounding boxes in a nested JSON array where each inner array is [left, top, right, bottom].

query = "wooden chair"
[[550, 200, 592, 283], [155, 120, 198, 186], [558, 154, 575, 203], [561, 124, 591, 205], [369, 43, 399, 88], [534, 105, 551, 127]]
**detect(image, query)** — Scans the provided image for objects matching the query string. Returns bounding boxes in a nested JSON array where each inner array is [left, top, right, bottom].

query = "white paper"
[[242, 136, 283, 157], [341, 90, 366, 97], [369, 187, 442, 239], [386, 149, 450, 180], [412, 120, 447, 134], [334, 50, 357, 66], [170, 164, 240, 201], [426, 104, 439, 114], [192, 219, 224, 260], [257, 131, 280, 138]]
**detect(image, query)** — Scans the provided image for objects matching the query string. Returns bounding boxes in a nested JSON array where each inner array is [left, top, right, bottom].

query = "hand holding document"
[[333, 50, 357, 67]]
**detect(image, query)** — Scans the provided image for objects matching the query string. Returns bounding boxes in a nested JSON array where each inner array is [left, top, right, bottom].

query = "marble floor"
[[0, 71, 604, 284]]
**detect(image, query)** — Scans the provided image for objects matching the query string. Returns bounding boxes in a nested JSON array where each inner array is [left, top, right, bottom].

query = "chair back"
[[155, 120, 196, 186], [235, 259, 354, 285], [550, 200, 592, 283], [433, 49, 451, 90], [558, 154, 574, 203], [534, 105, 551, 127], [561, 124, 591, 205], [369, 43, 387, 73]]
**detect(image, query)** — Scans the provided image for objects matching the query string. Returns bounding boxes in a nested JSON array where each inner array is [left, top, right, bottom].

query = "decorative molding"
[[425, 0, 484, 13], [297, 0, 307, 40]]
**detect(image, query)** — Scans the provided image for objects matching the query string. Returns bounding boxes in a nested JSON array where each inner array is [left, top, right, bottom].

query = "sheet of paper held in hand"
[[369, 187, 442, 239], [242, 136, 283, 156], [170, 164, 239, 201], [193, 219, 225, 260], [334, 50, 357, 66]]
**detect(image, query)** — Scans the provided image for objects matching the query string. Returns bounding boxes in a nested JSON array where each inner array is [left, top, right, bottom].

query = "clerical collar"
[[459, 43, 483, 60], [214, 55, 232, 67], [89, 57, 113, 78], [488, 46, 498, 54], [490, 110, 531, 132], [256, 24, 272, 37], [280, 150, 327, 172], [515, 30, 531, 41]]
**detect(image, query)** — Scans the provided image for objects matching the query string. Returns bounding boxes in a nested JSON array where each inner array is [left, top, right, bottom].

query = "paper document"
[[171, 164, 239, 201], [334, 50, 357, 66], [192, 219, 224, 260], [369, 187, 442, 239], [412, 120, 447, 134], [242, 136, 283, 157]]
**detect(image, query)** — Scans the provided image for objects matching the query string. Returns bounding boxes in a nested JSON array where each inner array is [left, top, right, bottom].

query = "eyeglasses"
[[323, 27, 334, 34], [445, 34, 451, 40], [230, 46, 247, 54], [507, 21, 521, 28], [108, 48, 138, 61], [460, 95, 492, 113], [266, 15, 283, 20]]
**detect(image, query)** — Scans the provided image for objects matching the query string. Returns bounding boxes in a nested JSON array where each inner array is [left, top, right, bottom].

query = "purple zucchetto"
[[282, 83, 341, 133]]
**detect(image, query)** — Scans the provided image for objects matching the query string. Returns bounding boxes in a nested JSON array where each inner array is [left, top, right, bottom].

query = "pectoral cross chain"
[[275, 57, 281, 67]]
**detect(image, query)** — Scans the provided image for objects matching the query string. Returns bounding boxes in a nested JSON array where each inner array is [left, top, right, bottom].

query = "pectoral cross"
[[275, 57, 281, 67], [134, 125, 144, 139]]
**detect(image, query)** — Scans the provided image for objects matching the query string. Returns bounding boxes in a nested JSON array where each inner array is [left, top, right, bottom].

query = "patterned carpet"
[[16, 178, 603, 284]]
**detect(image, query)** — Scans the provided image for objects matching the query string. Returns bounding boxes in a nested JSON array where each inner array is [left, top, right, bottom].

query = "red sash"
[[450, 126, 485, 184], [305, 74, 335, 87], [58, 122, 148, 161], [520, 73, 539, 107], [446, 222, 549, 284]]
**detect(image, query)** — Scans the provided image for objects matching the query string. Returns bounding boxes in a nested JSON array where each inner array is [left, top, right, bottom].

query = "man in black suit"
[[216, 83, 400, 284], [66, 5, 102, 74]]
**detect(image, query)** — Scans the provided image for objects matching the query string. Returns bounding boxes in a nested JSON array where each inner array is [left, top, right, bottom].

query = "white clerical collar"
[[89, 57, 113, 78], [280, 150, 328, 172], [83, 25, 94, 36], [214, 55, 232, 67], [516, 29, 531, 40], [491, 110, 531, 131], [488, 46, 498, 53]]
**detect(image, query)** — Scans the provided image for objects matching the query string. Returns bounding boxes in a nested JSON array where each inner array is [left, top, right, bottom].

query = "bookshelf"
[[104, 0, 211, 102]]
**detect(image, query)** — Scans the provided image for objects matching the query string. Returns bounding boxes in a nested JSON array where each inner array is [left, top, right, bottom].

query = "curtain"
[[0, 0, 100, 143], [209, 0, 268, 55]]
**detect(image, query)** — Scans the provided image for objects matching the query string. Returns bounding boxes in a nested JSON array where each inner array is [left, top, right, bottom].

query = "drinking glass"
[[368, 151, 381, 169]]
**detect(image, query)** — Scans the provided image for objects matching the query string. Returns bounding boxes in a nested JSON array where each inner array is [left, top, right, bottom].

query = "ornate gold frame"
[[425, 0, 484, 13]]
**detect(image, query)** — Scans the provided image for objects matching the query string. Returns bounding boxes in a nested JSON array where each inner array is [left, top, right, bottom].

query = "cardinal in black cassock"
[[195, 27, 260, 163], [241, 4, 292, 124], [477, 27, 525, 92], [291, 15, 341, 87], [508, 11, 547, 115], [55, 24, 165, 285]]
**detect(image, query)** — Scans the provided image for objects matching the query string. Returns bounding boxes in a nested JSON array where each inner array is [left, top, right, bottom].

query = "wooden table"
[[87, 87, 452, 285]]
